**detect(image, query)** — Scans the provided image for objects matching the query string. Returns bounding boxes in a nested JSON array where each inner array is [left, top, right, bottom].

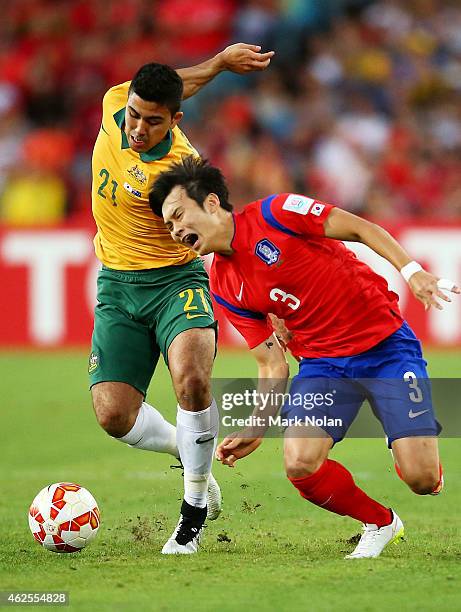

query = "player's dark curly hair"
[[129, 63, 183, 115], [150, 156, 233, 218]]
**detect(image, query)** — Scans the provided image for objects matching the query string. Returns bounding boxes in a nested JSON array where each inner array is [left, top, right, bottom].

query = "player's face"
[[125, 93, 183, 153], [163, 186, 220, 256]]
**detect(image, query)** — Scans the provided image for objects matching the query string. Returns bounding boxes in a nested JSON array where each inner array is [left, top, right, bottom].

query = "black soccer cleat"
[[161, 500, 207, 554]]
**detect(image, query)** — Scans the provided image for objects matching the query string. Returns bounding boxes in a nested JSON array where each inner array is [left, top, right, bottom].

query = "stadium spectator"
[[1, 0, 460, 224], [0, 82, 27, 196], [0, 166, 67, 226]]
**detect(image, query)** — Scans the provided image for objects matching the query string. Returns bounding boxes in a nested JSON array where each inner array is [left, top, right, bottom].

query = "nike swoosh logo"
[[195, 436, 215, 445], [408, 409, 429, 419], [186, 313, 208, 319], [319, 495, 333, 507], [236, 282, 244, 301]]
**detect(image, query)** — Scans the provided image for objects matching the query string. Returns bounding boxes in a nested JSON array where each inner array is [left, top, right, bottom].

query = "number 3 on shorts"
[[403, 371, 424, 403], [179, 288, 210, 319]]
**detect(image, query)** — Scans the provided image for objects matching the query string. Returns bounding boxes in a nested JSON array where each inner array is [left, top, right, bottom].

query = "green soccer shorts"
[[88, 258, 217, 396]]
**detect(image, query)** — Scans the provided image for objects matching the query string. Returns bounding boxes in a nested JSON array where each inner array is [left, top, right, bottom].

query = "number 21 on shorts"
[[179, 288, 209, 319]]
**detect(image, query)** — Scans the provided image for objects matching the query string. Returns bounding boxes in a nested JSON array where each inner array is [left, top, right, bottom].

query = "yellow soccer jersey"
[[92, 81, 198, 269]]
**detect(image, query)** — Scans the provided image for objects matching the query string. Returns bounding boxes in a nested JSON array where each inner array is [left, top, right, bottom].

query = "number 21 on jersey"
[[97, 168, 118, 206]]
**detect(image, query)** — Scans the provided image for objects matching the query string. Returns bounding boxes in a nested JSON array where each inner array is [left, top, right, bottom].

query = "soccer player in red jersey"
[[149, 156, 459, 559]]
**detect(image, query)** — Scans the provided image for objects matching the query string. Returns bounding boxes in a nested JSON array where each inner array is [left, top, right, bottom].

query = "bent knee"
[[285, 455, 325, 480], [403, 470, 440, 495], [91, 386, 140, 437], [94, 407, 127, 437], [174, 371, 211, 409]]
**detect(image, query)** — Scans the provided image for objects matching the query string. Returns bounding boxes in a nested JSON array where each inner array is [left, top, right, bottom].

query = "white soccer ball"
[[28, 483, 100, 553]]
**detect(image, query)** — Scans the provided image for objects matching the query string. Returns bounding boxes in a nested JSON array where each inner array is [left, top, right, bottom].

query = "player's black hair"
[[129, 63, 183, 115], [149, 156, 233, 217]]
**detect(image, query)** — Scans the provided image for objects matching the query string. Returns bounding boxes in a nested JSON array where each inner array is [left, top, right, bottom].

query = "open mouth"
[[183, 233, 199, 249], [131, 135, 145, 147]]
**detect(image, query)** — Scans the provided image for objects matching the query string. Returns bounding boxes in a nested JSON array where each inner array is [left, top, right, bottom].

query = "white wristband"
[[400, 261, 422, 282]]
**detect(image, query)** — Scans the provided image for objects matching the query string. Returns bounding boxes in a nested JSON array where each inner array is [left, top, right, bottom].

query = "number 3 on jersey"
[[179, 288, 209, 319], [97, 168, 118, 206]]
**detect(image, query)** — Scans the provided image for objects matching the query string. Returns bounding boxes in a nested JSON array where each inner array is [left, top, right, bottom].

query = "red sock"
[[394, 462, 403, 481], [289, 459, 392, 527]]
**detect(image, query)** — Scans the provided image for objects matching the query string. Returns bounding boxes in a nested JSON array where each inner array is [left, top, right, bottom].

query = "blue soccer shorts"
[[281, 321, 441, 447]]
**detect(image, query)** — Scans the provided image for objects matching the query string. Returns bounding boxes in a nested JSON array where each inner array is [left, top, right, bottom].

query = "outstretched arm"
[[324, 208, 460, 310], [177, 43, 274, 99]]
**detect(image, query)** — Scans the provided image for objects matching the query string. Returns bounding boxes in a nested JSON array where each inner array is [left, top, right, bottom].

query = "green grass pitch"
[[0, 349, 460, 611]]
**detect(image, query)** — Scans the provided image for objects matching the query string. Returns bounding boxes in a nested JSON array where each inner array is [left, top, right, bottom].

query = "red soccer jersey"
[[210, 193, 403, 358]]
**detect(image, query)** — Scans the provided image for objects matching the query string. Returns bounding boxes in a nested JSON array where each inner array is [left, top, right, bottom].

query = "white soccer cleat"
[[161, 501, 206, 555], [345, 510, 404, 559], [207, 473, 222, 521]]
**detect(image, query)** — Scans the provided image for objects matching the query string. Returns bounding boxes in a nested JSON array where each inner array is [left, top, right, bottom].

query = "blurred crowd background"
[[1, 0, 461, 226]]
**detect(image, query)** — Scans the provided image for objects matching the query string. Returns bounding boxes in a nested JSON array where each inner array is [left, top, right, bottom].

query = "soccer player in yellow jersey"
[[89, 43, 274, 554]]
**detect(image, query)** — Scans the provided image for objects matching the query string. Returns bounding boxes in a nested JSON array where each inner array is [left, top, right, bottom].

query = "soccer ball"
[[28, 482, 100, 553]]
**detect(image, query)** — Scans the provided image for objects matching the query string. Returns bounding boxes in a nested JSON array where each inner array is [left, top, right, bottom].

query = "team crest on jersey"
[[127, 164, 147, 185], [255, 239, 281, 266]]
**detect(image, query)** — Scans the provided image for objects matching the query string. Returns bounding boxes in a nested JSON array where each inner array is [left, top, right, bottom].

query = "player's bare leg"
[[391, 436, 443, 495], [284, 427, 332, 478], [91, 381, 177, 455], [162, 327, 220, 554], [284, 427, 403, 559], [91, 382, 142, 436]]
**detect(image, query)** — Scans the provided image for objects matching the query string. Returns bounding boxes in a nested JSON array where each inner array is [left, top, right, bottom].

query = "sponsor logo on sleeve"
[[255, 239, 281, 266], [311, 203, 325, 216], [123, 182, 142, 197], [282, 194, 315, 215]]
